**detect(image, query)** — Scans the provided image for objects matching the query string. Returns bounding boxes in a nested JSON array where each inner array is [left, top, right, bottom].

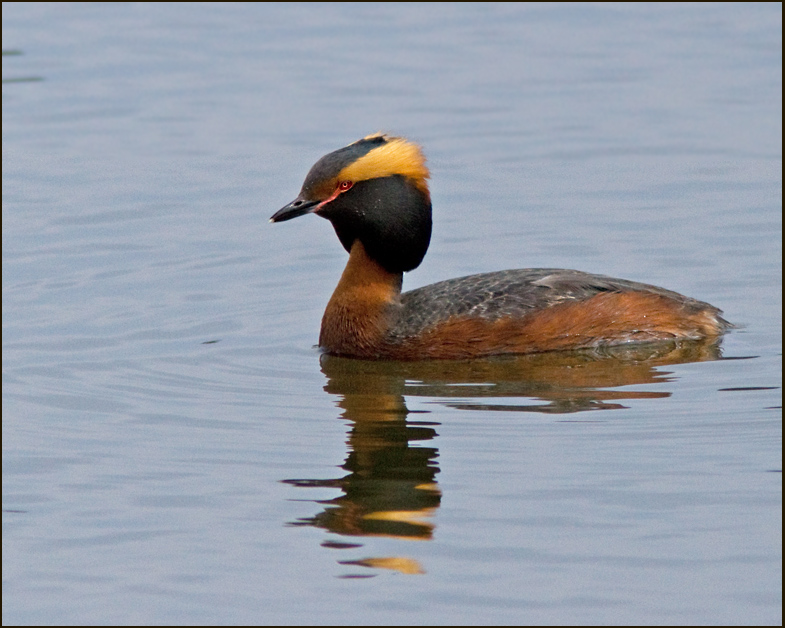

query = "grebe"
[[270, 134, 729, 360]]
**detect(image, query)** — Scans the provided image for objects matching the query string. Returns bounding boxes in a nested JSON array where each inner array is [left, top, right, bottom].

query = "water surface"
[[3, 3, 781, 625]]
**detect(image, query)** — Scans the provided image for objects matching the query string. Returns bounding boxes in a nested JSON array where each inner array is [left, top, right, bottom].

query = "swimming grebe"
[[270, 134, 730, 360]]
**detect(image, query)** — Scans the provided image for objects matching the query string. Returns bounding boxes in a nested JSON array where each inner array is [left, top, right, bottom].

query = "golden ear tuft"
[[339, 135, 430, 192]]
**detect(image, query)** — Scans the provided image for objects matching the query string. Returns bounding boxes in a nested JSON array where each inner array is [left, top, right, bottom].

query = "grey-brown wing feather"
[[391, 268, 723, 338]]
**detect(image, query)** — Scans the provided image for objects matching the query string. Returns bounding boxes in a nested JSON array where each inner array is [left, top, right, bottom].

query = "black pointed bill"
[[270, 197, 321, 223]]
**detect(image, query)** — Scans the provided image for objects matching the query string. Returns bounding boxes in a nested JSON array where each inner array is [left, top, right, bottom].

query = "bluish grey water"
[[3, 3, 781, 625]]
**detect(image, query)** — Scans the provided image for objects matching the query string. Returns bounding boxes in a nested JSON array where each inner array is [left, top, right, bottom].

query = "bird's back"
[[382, 269, 730, 359]]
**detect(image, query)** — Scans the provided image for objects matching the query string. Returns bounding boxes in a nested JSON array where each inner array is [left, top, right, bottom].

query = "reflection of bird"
[[271, 134, 730, 360]]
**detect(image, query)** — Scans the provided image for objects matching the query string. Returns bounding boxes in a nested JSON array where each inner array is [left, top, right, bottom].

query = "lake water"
[[2, 3, 781, 625]]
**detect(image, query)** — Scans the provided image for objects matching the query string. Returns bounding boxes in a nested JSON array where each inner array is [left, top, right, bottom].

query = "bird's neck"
[[319, 240, 403, 357]]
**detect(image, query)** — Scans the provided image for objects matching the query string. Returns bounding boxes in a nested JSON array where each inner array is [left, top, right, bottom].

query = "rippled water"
[[3, 3, 781, 625]]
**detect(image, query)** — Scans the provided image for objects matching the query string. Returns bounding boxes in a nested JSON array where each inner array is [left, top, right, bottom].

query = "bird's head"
[[271, 133, 432, 273]]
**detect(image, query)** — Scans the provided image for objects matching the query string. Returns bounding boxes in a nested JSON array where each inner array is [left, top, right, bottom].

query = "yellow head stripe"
[[338, 136, 430, 191]]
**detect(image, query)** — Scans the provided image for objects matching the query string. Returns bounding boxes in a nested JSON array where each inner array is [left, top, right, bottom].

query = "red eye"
[[338, 180, 353, 191]]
